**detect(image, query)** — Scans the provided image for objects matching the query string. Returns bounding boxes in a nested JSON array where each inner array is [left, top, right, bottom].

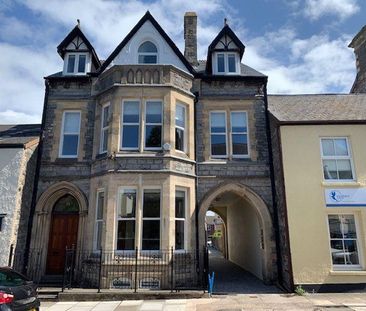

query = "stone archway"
[[29, 182, 88, 277], [199, 182, 276, 284]]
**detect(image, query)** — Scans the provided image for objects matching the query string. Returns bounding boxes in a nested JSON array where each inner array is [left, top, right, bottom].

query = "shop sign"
[[325, 188, 366, 207]]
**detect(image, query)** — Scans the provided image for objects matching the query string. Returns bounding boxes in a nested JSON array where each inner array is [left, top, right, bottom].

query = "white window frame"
[[137, 41, 158, 64], [93, 189, 105, 251], [141, 187, 161, 252], [100, 103, 110, 154], [230, 111, 250, 159], [213, 52, 240, 75], [175, 188, 187, 252], [320, 137, 355, 182], [64, 53, 89, 75], [59, 110, 81, 158], [175, 103, 187, 153], [115, 187, 137, 253], [144, 100, 163, 150], [120, 100, 141, 151], [210, 111, 228, 159], [327, 213, 362, 271]]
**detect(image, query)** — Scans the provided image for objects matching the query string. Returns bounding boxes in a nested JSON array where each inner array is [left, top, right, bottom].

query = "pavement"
[[40, 293, 366, 310]]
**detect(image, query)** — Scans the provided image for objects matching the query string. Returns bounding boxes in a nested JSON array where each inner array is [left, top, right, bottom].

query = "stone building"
[[27, 11, 286, 290], [0, 124, 40, 267]]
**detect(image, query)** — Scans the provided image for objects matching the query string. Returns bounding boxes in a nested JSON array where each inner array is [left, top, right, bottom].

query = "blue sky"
[[0, 0, 364, 123]]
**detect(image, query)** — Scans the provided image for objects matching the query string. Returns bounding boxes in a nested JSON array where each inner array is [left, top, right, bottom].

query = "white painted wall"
[[227, 200, 263, 279], [110, 20, 189, 73]]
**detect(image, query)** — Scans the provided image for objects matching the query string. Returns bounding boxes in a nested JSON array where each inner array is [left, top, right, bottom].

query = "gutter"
[[23, 80, 49, 274]]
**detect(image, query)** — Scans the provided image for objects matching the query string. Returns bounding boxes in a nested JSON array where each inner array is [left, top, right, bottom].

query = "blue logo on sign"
[[330, 191, 340, 202]]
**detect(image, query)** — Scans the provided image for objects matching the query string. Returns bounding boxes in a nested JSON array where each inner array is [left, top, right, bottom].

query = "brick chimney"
[[184, 12, 198, 67], [349, 25, 366, 93]]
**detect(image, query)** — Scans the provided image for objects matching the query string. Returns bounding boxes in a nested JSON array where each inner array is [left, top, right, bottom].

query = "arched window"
[[53, 194, 79, 214], [138, 41, 158, 64]]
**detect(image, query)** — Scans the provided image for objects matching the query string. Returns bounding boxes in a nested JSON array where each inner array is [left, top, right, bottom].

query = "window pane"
[[117, 220, 135, 250], [322, 139, 335, 156], [344, 240, 359, 265], [146, 102, 162, 123], [138, 55, 157, 64], [143, 190, 160, 218], [334, 139, 348, 156], [175, 220, 184, 250], [228, 54, 236, 72], [142, 220, 160, 250], [102, 129, 108, 151], [67, 55, 75, 73], [175, 128, 184, 151], [231, 112, 247, 132], [232, 134, 248, 155], [102, 105, 109, 127], [210, 112, 226, 133], [96, 221, 103, 250], [337, 160, 353, 179], [0, 271, 27, 286], [97, 192, 104, 220], [138, 41, 157, 53], [328, 215, 342, 238], [211, 134, 226, 156], [331, 240, 345, 265], [323, 160, 337, 179], [122, 125, 139, 148], [64, 112, 80, 133], [341, 215, 357, 239], [145, 125, 161, 148], [78, 55, 86, 73], [175, 191, 185, 218], [176, 105, 185, 128], [119, 190, 136, 218], [123, 102, 140, 123], [62, 135, 78, 156], [217, 54, 225, 72]]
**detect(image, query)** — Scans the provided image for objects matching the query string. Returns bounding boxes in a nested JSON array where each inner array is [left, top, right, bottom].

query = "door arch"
[[199, 182, 276, 283]]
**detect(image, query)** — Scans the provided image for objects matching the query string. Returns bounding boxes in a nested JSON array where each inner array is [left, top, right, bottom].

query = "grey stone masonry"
[[184, 12, 198, 67]]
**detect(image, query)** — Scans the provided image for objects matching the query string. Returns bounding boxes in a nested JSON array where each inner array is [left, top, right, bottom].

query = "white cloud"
[[304, 0, 359, 20]]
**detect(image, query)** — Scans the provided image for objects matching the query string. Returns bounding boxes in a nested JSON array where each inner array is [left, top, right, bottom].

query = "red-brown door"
[[46, 214, 79, 274]]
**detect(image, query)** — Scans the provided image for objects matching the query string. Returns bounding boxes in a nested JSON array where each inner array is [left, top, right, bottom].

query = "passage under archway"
[[46, 194, 79, 274]]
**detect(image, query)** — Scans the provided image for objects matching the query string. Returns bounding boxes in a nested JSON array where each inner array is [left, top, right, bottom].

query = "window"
[[214, 53, 239, 74], [145, 101, 162, 149], [117, 189, 136, 251], [138, 41, 158, 64], [328, 215, 360, 269], [175, 190, 186, 250], [321, 138, 354, 180], [121, 101, 140, 150], [60, 111, 81, 157], [142, 190, 160, 250], [0, 214, 5, 232], [210, 112, 227, 157], [175, 104, 186, 152], [94, 191, 104, 251], [231, 112, 248, 157], [65, 53, 88, 74], [100, 104, 110, 153]]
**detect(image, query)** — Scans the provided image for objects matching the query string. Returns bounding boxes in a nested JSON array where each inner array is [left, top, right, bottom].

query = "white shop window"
[[321, 138, 354, 181], [59, 111, 81, 158], [328, 214, 361, 270]]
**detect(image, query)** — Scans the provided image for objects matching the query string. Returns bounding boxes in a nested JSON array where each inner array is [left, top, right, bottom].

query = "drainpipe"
[[193, 91, 200, 257], [23, 80, 49, 274], [263, 83, 288, 290]]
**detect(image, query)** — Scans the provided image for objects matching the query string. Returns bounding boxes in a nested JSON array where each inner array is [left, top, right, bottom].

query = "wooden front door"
[[46, 214, 79, 274]]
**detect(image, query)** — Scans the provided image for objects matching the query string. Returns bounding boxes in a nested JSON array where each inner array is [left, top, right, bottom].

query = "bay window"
[[94, 191, 104, 251], [121, 101, 140, 150], [142, 190, 160, 250], [321, 138, 354, 180], [117, 189, 136, 251], [328, 214, 360, 269], [175, 104, 186, 152], [145, 101, 162, 149], [175, 190, 186, 250], [60, 111, 81, 158], [100, 103, 110, 153], [210, 111, 227, 157]]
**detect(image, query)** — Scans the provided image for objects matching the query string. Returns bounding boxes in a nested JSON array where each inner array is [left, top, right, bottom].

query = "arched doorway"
[[46, 195, 79, 274], [199, 183, 277, 288]]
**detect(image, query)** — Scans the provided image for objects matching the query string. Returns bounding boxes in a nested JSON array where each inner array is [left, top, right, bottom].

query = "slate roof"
[[195, 60, 266, 77], [0, 124, 41, 146], [268, 94, 366, 123]]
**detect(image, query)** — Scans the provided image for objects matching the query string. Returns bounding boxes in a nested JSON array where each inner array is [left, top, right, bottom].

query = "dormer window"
[[214, 52, 239, 75], [64, 53, 89, 75], [138, 41, 158, 64]]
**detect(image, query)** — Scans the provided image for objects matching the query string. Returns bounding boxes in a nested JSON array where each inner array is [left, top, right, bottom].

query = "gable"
[[66, 36, 88, 50], [214, 35, 239, 50]]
